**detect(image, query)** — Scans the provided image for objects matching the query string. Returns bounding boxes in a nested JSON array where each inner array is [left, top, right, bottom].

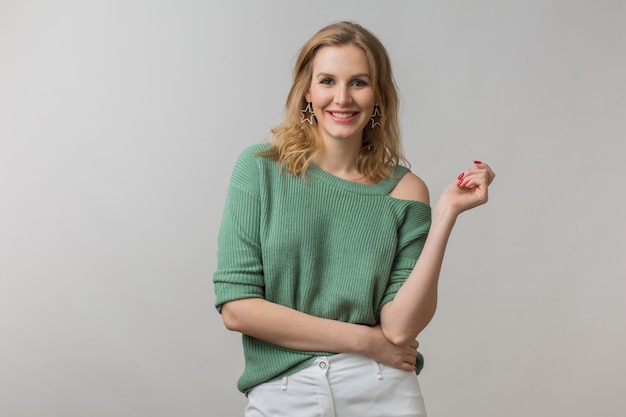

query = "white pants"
[[245, 353, 427, 417]]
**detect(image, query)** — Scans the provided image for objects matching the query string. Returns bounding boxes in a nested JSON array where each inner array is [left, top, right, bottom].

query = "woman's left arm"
[[380, 161, 496, 346]]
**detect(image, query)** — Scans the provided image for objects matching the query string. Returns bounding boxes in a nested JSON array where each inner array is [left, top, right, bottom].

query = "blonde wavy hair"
[[259, 21, 408, 182]]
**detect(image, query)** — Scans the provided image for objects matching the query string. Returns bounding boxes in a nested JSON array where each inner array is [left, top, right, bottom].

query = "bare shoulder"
[[388, 172, 430, 205]]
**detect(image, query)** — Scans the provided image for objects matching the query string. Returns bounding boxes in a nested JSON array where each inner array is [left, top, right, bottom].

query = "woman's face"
[[306, 44, 376, 146]]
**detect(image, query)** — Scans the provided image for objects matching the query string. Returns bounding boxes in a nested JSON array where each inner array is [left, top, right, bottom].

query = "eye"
[[350, 79, 368, 87], [319, 78, 334, 85]]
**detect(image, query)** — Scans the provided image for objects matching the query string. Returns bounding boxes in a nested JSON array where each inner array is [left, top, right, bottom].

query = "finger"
[[473, 161, 496, 185], [461, 179, 489, 201], [400, 363, 415, 372], [459, 168, 491, 188], [456, 168, 486, 187], [457, 175, 483, 190], [401, 358, 416, 371]]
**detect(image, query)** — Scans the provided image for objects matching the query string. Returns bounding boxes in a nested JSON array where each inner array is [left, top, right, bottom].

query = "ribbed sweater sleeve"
[[213, 149, 264, 312], [381, 202, 432, 309]]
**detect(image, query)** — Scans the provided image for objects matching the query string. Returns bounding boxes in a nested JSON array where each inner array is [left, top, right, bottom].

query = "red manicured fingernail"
[[457, 172, 465, 180], [457, 180, 463, 187], [474, 160, 482, 164]]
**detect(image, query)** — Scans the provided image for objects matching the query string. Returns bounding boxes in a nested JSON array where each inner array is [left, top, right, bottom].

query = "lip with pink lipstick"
[[327, 110, 359, 122]]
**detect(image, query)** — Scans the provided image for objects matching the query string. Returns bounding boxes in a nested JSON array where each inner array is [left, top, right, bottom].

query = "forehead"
[[312, 44, 370, 75]]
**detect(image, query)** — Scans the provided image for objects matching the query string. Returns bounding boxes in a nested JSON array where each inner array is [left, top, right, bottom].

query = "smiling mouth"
[[330, 112, 356, 119]]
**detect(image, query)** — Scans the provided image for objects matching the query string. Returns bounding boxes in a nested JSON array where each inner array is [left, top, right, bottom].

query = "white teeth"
[[331, 112, 354, 118]]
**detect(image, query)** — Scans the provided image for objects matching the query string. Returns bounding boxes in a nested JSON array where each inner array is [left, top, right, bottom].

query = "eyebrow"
[[316, 72, 371, 79]]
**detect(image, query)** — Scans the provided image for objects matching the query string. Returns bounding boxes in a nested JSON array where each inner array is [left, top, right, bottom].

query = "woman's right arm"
[[221, 297, 419, 372]]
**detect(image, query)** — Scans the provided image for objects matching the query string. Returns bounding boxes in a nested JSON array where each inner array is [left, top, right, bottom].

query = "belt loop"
[[373, 361, 383, 380], [281, 376, 288, 391]]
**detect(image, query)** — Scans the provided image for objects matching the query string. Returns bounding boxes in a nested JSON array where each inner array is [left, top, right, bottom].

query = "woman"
[[213, 21, 495, 417]]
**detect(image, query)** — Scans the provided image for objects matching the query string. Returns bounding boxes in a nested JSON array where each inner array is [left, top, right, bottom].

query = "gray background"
[[1, 0, 625, 416]]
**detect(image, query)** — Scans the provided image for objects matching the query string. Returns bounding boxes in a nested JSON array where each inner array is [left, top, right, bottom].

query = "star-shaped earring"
[[301, 101, 315, 124], [370, 104, 382, 128]]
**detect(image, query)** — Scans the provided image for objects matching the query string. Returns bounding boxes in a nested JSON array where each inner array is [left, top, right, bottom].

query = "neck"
[[315, 139, 370, 183]]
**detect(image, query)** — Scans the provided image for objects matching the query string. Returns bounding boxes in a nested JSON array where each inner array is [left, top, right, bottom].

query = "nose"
[[334, 84, 352, 105]]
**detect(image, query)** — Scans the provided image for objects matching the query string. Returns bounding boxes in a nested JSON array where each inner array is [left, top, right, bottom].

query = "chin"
[[327, 132, 361, 142]]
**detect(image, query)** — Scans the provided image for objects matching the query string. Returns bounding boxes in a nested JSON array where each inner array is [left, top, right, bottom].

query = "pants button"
[[319, 361, 327, 369]]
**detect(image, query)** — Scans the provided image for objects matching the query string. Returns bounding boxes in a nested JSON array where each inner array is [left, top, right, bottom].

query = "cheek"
[[361, 103, 375, 119], [355, 91, 375, 110], [310, 89, 329, 104], [310, 95, 332, 114]]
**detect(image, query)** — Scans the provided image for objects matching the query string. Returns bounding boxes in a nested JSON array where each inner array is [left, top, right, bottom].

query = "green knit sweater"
[[213, 143, 432, 394]]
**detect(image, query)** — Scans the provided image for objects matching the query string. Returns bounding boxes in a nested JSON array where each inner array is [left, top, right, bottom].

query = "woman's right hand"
[[361, 325, 419, 372]]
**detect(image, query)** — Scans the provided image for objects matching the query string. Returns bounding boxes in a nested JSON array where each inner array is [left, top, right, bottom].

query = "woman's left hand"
[[438, 161, 496, 215]]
